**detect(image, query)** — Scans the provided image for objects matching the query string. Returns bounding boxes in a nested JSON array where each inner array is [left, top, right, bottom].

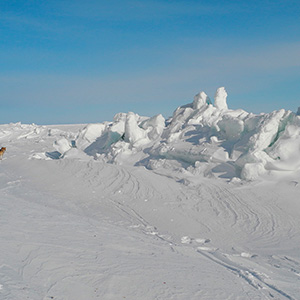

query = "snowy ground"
[[1, 89, 300, 299]]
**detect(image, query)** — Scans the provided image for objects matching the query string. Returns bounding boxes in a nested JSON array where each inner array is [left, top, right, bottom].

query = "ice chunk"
[[111, 112, 127, 135], [249, 110, 289, 151], [181, 236, 192, 244], [267, 124, 300, 171], [53, 138, 72, 154], [214, 87, 228, 110], [193, 91, 211, 109], [241, 162, 266, 180], [124, 112, 150, 147], [217, 116, 244, 140], [80, 123, 106, 143], [141, 114, 165, 140]]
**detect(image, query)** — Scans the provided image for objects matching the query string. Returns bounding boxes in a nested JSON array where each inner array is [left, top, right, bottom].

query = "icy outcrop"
[[140, 114, 165, 140], [217, 116, 244, 140], [214, 87, 228, 110], [80, 123, 106, 143], [241, 162, 266, 181], [124, 112, 150, 147], [75, 123, 107, 150], [266, 121, 300, 171], [53, 138, 72, 156], [193, 91, 211, 109], [50, 87, 300, 181]]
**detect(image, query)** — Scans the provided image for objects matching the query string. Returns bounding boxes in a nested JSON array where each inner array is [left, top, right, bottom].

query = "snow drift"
[[45, 87, 299, 181]]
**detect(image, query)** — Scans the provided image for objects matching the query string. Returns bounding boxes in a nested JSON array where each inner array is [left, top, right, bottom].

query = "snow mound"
[[46, 87, 300, 181]]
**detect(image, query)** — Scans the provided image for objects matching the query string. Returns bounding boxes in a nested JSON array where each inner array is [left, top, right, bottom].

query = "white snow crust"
[[1, 89, 300, 299]]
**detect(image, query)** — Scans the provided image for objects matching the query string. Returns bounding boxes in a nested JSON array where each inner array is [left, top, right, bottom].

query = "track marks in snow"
[[234, 187, 300, 250], [85, 165, 300, 300], [196, 248, 295, 300], [178, 232, 292, 299], [200, 183, 261, 236], [3, 152, 300, 299], [77, 160, 160, 207], [188, 181, 299, 253], [170, 180, 300, 300]]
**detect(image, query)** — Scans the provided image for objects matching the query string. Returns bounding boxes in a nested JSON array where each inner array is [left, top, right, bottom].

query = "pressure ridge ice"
[[51, 87, 300, 181]]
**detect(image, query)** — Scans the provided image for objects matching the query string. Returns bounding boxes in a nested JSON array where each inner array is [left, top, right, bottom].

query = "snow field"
[[1, 89, 300, 299]]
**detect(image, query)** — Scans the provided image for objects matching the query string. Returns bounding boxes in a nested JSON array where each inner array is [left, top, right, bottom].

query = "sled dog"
[[0, 147, 6, 160]]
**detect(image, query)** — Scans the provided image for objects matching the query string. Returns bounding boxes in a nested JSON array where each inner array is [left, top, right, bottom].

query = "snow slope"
[[1, 88, 300, 299]]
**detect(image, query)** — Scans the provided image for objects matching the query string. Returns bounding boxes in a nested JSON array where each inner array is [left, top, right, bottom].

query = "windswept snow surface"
[[1, 88, 300, 299]]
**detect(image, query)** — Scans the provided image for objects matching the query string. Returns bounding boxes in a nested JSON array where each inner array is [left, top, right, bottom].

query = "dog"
[[0, 147, 6, 160]]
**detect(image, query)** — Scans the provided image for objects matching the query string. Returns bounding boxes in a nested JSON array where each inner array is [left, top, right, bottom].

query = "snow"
[[1, 88, 300, 299]]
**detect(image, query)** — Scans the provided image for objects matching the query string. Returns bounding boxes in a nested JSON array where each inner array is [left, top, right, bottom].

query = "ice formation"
[[214, 87, 228, 110], [47, 87, 300, 181]]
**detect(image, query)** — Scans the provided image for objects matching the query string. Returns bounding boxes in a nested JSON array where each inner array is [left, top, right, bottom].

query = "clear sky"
[[1, 0, 300, 124]]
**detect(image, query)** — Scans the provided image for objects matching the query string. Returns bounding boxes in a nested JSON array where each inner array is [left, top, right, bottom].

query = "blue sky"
[[1, 0, 300, 124]]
